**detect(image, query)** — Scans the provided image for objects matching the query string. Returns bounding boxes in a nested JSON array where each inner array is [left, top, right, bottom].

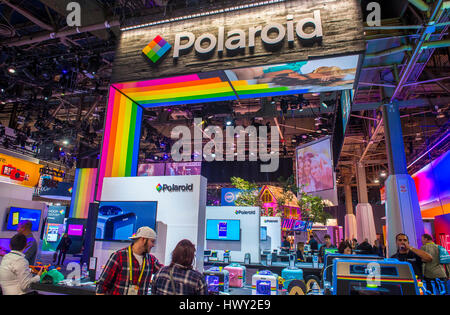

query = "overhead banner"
[[39, 182, 73, 200], [112, 0, 365, 82], [0, 153, 42, 188], [47, 206, 67, 224]]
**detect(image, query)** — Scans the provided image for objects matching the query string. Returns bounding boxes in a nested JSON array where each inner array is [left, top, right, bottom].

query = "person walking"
[[56, 233, 72, 266], [0, 234, 43, 295], [96, 227, 162, 295], [420, 234, 448, 292], [152, 239, 207, 295]]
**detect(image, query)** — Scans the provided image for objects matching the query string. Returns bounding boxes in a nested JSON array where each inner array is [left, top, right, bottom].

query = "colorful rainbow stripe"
[[69, 168, 97, 218], [96, 86, 142, 200], [112, 74, 309, 108], [114, 74, 236, 107]]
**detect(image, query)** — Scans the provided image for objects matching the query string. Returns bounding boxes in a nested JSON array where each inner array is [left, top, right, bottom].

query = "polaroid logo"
[[143, 35, 172, 63], [264, 219, 278, 223], [157, 183, 194, 192], [234, 210, 256, 215]]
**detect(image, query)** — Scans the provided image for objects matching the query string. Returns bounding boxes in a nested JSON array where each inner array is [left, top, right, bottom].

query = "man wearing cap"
[[96, 227, 162, 295]]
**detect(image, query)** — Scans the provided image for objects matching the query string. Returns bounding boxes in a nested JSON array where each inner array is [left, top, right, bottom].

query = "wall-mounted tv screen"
[[95, 201, 157, 241], [260, 226, 267, 241], [6, 207, 41, 231], [206, 219, 240, 241], [67, 224, 84, 237]]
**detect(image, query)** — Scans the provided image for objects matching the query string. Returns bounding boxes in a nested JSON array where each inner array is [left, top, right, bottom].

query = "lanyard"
[[128, 246, 146, 286]]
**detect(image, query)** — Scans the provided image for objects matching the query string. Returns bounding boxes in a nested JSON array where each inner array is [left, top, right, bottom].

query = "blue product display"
[[95, 201, 157, 241], [281, 267, 304, 290], [260, 226, 267, 241], [203, 267, 229, 293], [6, 207, 41, 231], [206, 219, 240, 241], [331, 258, 419, 295], [252, 270, 279, 295], [257, 281, 272, 295]]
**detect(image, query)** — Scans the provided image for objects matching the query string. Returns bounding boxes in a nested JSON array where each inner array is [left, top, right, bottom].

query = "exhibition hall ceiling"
[[0, 0, 447, 189]]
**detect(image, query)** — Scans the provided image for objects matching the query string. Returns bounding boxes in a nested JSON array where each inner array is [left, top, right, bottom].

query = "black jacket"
[[57, 237, 72, 253]]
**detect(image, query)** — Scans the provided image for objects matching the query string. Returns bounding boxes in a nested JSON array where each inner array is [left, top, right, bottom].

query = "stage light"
[[8, 67, 15, 74], [380, 171, 387, 178], [163, 154, 169, 160], [62, 139, 69, 145]]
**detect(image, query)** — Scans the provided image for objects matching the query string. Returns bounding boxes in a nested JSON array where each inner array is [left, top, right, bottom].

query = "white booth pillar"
[[355, 162, 377, 244], [344, 178, 357, 240]]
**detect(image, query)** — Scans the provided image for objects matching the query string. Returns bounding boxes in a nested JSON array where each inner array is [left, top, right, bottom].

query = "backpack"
[[438, 245, 450, 264]]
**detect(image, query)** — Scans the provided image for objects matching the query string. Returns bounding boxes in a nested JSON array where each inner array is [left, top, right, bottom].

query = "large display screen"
[[137, 163, 165, 176], [6, 207, 41, 231], [341, 89, 352, 134], [165, 162, 201, 176], [225, 55, 360, 99], [96, 201, 158, 241], [412, 150, 450, 217], [296, 137, 334, 193], [206, 219, 240, 241]]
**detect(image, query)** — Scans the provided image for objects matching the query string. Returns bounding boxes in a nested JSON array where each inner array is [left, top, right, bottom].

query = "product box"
[[252, 270, 279, 295], [203, 267, 229, 293], [281, 267, 304, 290], [224, 263, 246, 288]]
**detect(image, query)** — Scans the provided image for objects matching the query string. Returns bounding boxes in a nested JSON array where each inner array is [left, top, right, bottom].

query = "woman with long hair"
[[152, 239, 207, 295]]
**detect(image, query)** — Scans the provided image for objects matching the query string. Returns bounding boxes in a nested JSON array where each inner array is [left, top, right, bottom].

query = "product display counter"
[[31, 280, 96, 295], [204, 261, 323, 284]]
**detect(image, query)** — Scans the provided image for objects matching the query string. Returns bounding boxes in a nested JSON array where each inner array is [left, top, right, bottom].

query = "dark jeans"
[[57, 251, 67, 265], [423, 278, 448, 295]]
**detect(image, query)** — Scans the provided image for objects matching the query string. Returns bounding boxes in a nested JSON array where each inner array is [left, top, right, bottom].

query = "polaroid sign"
[[234, 209, 257, 215], [173, 11, 322, 59], [143, 10, 323, 62], [156, 183, 194, 192]]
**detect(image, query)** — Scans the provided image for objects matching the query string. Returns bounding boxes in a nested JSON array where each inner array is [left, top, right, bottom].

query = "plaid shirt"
[[152, 264, 208, 295], [96, 247, 162, 295]]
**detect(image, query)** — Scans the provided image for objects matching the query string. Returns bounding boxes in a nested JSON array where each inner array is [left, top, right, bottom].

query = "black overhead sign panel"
[[112, 0, 365, 83]]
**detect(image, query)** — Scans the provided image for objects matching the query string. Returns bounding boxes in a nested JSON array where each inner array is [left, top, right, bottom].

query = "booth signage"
[[156, 183, 194, 192], [169, 11, 322, 59], [47, 206, 66, 224], [0, 153, 42, 187], [112, 0, 365, 82], [234, 209, 257, 215]]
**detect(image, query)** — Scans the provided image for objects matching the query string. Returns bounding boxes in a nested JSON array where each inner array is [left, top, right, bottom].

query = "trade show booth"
[[205, 206, 260, 263], [93, 175, 207, 273]]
